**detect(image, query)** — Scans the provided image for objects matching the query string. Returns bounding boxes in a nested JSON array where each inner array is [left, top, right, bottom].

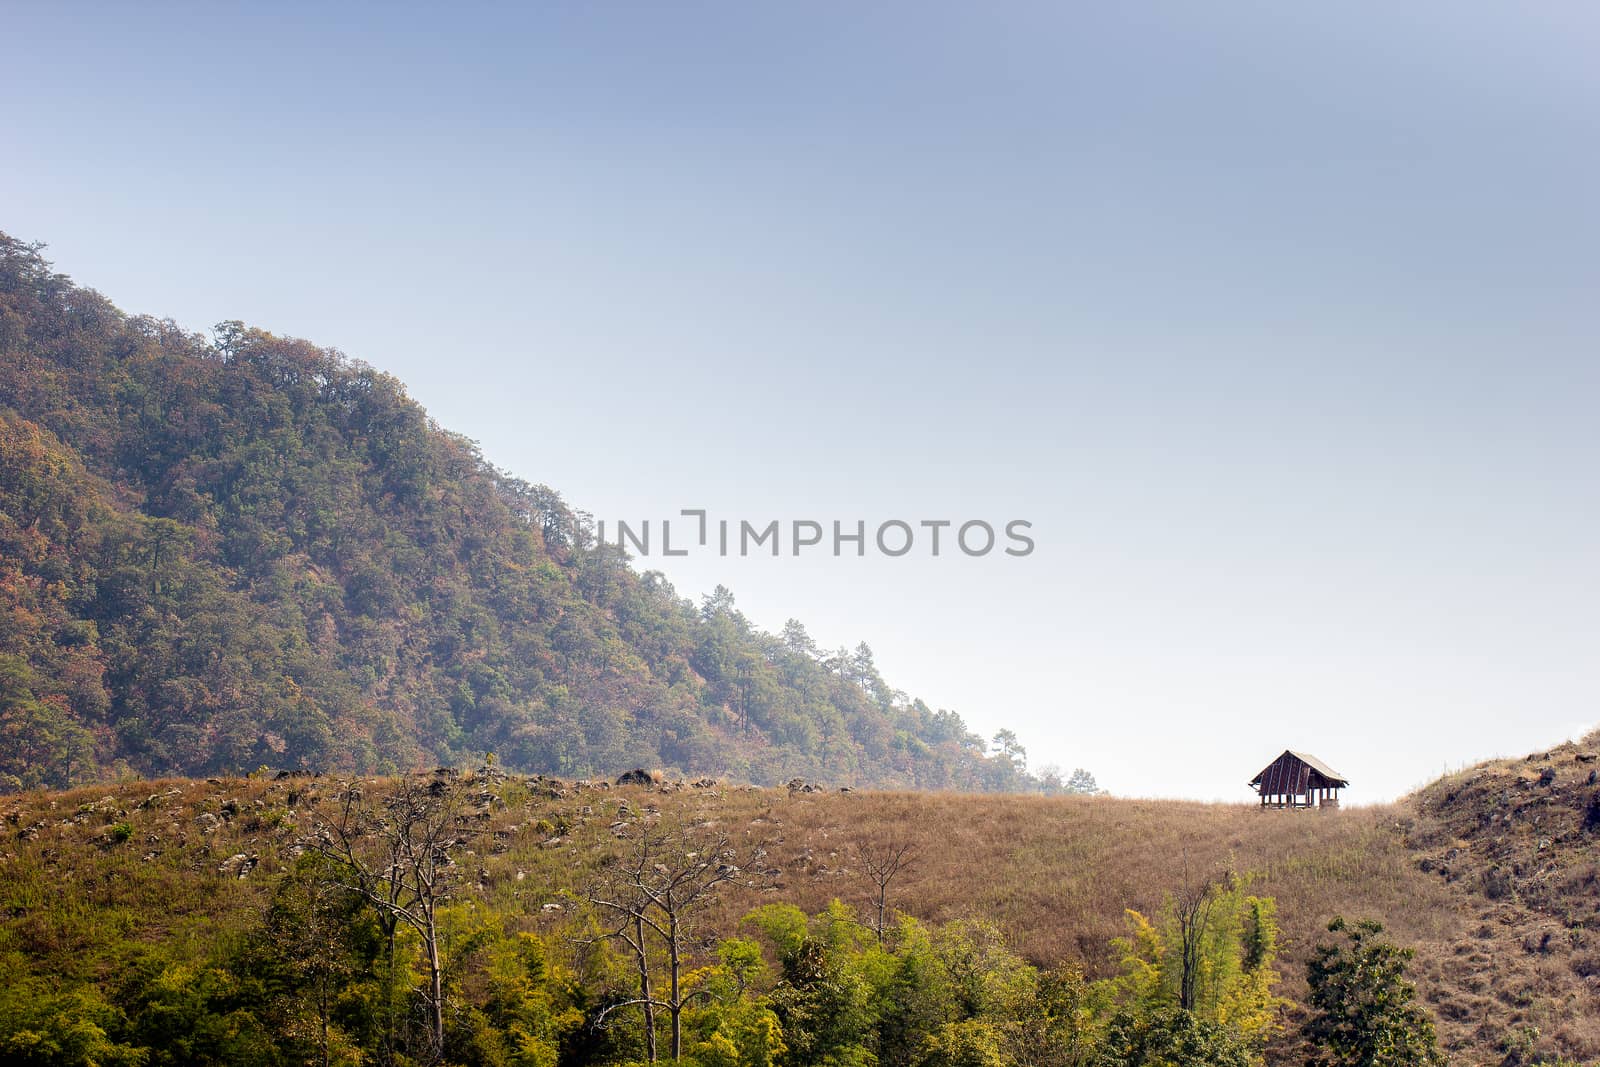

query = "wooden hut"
[[1250, 750, 1348, 809]]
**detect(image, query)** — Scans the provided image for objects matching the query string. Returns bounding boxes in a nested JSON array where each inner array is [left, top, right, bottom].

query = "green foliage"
[[1108, 876, 1285, 1064], [0, 652, 98, 791], [0, 784, 1462, 1067], [1094, 1007, 1255, 1067], [117, 959, 282, 1066], [915, 1021, 1007, 1067], [1002, 965, 1106, 1067], [679, 985, 786, 1067], [0, 969, 147, 1067], [1303, 917, 1446, 1067], [745, 901, 1111, 1067], [0, 232, 1073, 794], [451, 931, 584, 1067]]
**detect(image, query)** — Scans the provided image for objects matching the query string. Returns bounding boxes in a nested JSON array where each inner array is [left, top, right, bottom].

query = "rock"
[[194, 812, 221, 833], [218, 853, 258, 878], [136, 788, 182, 811], [542, 902, 562, 912], [617, 768, 660, 786]]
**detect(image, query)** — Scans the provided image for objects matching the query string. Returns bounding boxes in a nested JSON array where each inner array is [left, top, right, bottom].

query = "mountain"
[[0, 233, 1062, 793]]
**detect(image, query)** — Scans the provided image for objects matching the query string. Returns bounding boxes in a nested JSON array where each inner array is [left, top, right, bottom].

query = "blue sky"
[[5, 3, 1598, 799]]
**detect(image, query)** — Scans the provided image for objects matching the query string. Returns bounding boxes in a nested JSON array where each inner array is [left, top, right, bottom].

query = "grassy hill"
[[5, 733, 1599, 1064], [0, 232, 1058, 794]]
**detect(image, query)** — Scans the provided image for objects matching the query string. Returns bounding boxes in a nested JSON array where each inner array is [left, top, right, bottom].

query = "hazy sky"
[[6, 3, 1598, 800]]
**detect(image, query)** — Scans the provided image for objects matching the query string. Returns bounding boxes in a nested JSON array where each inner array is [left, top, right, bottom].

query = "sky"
[[4, 3, 1598, 801]]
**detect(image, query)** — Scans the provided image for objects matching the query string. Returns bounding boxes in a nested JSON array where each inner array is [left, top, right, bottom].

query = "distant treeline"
[[0, 234, 1089, 793]]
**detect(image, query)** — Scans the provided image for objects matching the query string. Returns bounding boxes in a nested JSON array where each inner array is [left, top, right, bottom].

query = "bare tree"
[[584, 822, 771, 1062], [1172, 861, 1228, 1013], [310, 774, 476, 1065], [856, 841, 916, 944]]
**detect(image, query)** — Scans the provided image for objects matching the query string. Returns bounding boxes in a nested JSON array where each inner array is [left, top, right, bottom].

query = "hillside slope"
[[0, 233, 1052, 793], [3, 734, 1598, 1064]]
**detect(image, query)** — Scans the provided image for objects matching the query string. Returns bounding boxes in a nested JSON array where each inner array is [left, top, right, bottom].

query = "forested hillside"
[[0, 234, 1066, 793]]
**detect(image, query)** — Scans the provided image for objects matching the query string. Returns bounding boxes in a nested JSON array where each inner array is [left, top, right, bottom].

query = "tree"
[[1111, 872, 1284, 1061], [0, 654, 97, 791], [918, 1020, 1008, 1067], [1171, 872, 1221, 1013], [310, 774, 477, 1064], [701, 585, 738, 621], [0, 976, 146, 1067], [1003, 965, 1106, 1067], [262, 855, 367, 1067], [856, 841, 916, 944], [991, 730, 1026, 773], [1095, 1007, 1255, 1067], [781, 619, 817, 659], [1303, 917, 1446, 1067], [1065, 769, 1101, 796], [850, 643, 880, 694], [748, 903, 878, 1067], [585, 822, 772, 1062]]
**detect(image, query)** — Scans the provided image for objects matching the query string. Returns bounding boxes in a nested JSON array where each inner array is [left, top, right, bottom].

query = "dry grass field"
[[5, 734, 1600, 1064]]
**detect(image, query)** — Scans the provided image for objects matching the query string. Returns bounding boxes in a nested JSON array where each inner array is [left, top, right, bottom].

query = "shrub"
[[1303, 917, 1446, 1067], [1094, 1007, 1255, 1067]]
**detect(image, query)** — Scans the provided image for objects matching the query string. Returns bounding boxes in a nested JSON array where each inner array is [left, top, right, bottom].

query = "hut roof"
[[1249, 749, 1349, 788]]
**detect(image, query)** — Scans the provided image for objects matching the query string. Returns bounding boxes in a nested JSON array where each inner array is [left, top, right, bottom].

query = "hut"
[[1250, 750, 1348, 809]]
